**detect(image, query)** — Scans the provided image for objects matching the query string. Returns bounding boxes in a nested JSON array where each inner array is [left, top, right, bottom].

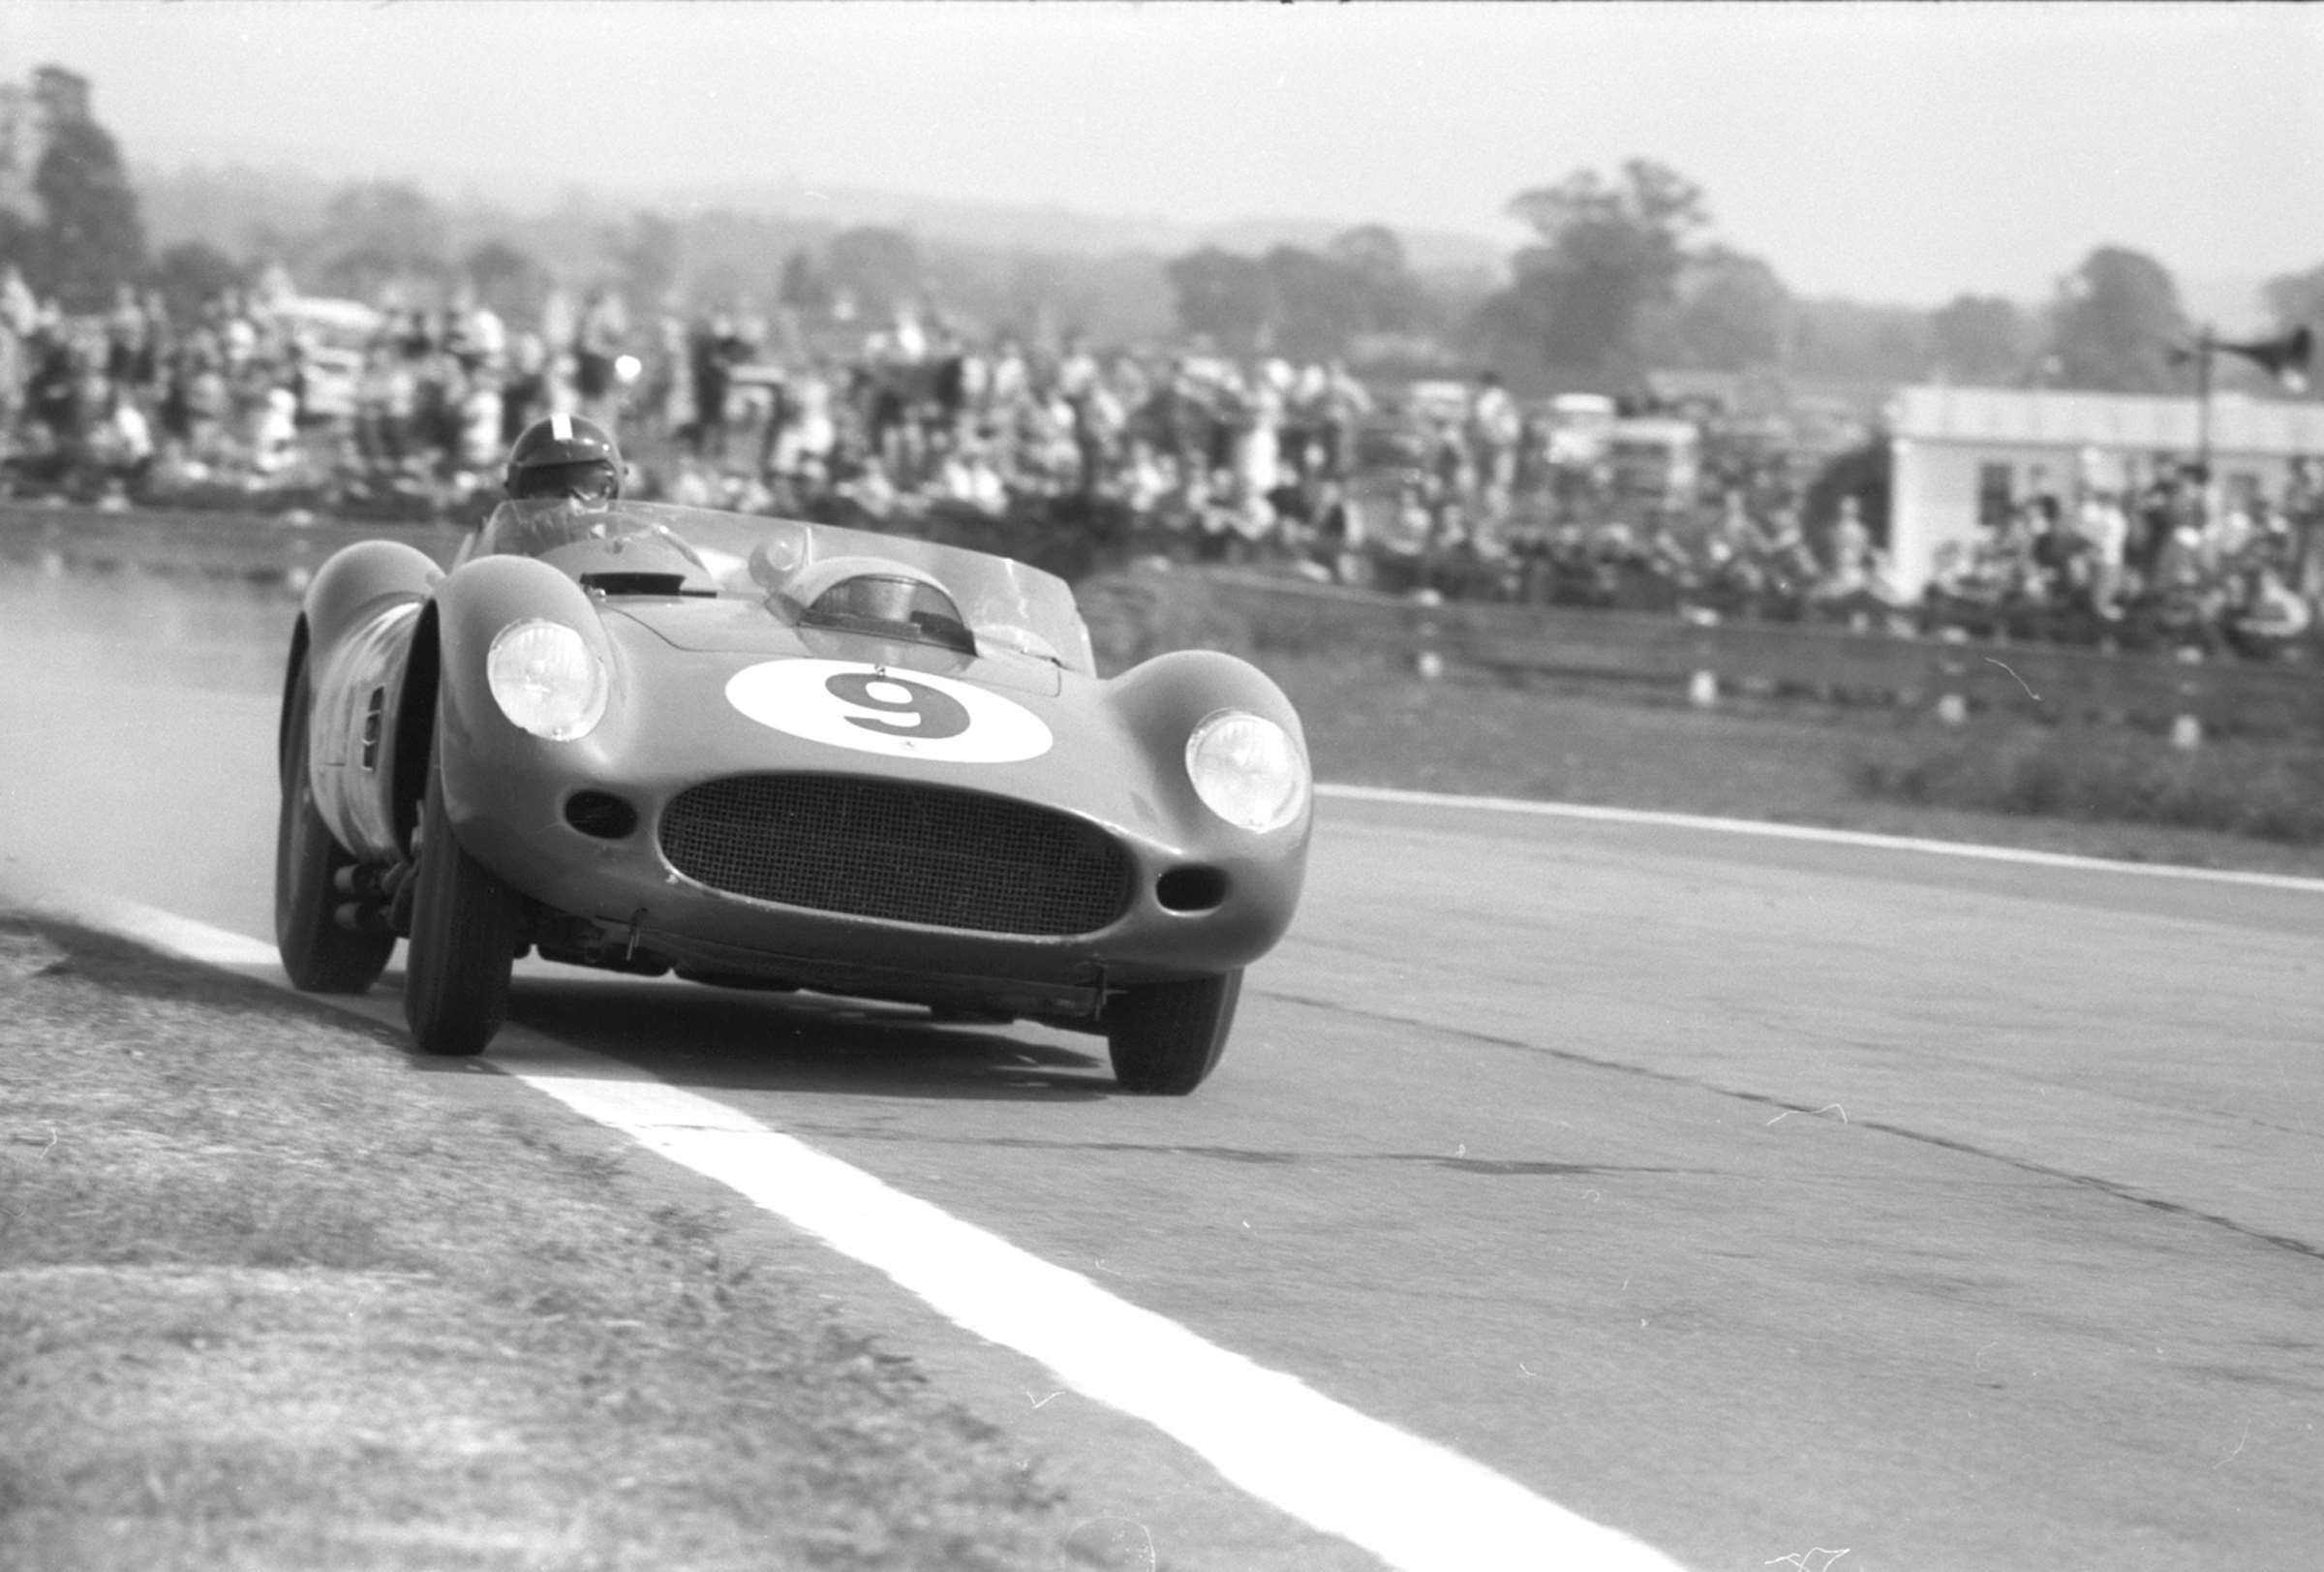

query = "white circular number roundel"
[[725, 660, 1054, 764]]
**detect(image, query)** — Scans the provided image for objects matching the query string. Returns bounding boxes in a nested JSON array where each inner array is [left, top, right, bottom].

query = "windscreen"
[[473, 499, 1095, 673]]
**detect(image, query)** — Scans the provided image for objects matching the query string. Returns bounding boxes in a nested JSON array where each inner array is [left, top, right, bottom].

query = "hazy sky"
[[7, 2, 2320, 315]]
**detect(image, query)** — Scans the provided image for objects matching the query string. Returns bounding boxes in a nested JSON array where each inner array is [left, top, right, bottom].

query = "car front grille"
[[658, 774, 1133, 937]]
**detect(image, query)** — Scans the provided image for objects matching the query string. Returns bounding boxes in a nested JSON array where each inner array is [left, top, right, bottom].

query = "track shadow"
[[497, 973, 1116, 1103], [6, 911, 1118, 1104]]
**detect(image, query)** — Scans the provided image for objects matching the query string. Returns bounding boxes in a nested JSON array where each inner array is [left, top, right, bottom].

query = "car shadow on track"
[[489, 975, 1116, 1103]]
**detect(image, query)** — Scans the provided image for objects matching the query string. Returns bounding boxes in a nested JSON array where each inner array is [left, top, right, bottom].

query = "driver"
[[504, 413, 624, 503]]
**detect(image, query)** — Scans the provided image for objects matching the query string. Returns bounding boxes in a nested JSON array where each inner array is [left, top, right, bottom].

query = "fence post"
[[1934, 626, 1971, 725], [1687, 628, 1719, 708], [2170, 646, 2205, 750], [1411, 588, 1445, 681]]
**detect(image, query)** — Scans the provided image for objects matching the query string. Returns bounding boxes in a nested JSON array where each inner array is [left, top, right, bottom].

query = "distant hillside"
[[134, 161, 1512, 280]]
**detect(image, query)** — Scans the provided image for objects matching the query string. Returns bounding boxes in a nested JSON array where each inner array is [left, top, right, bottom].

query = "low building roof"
[[1888, 384, 2324, 456]]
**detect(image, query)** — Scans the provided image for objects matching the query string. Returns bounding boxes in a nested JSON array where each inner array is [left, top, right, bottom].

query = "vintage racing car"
[[274, 499, 1311, 1094]]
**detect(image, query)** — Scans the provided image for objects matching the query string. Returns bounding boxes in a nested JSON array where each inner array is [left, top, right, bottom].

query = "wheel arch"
[[390, 601, 443, 856], [278, 614, 312, 774]]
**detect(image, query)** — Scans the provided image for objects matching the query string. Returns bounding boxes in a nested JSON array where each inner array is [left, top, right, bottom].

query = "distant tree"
[[318, 181, 446, 299], [30, 64, 92, 129], [2043, 245, 2188, 394], [1930, 293, 2032, 384], [0, 207, 38, 284], [1261, 245, 1373, 362], [1327, 224, 1406, 281], [1491, 159, 1709, 377], [462, 238, 548, 324], [1326, 223, 1431, 336], [27, 96, 146, 309], [1787, 298, 1933, 385], [1159, 230, 1436, 361], [1164, 245, 1269, 353], [150, 240, 243, 323], [777, 248, 833, 319], [2261, 262, 2324, 338], [609, 211, 681, 313], [1667, 245, 1789, 371], [825, 225, 922, 320], [992, 253, 1090, 349], [946, 245, 1172, 348]]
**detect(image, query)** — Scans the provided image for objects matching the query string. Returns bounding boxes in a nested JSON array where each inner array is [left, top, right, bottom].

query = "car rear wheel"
[[402, 757, 519, 1057], [275, 656, 394, 993], [1105, 970, 1242, 1094]]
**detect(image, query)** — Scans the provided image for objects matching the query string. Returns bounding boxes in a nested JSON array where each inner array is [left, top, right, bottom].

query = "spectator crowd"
[[3, 261, 2321, 661]]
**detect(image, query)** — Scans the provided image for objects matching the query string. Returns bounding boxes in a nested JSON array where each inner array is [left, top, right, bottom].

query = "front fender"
[[1104, 649, 1311, 836], [1100, 648, 1312, 940], [429, 554, 622, 848]]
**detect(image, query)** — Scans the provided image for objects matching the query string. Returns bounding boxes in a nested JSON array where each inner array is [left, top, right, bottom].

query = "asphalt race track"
[[5, 569, 2320, 1571]]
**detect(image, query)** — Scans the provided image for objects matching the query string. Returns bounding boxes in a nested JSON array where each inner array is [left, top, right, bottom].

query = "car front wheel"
[[402, 757, 520, 1057], [275, 656, 394, 993], [1105, 970, 1242, 1094]]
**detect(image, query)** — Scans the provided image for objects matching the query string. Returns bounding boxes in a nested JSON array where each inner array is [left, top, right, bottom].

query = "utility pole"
[[2193, 324, 2215, 484]]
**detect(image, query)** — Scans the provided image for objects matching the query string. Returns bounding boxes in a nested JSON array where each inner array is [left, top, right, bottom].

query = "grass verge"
[[0, 917, 1095, 1571], [1850, 724, 2324, 847], [1088, 563, 2324, 878], [1267, 651, 2324, 880]]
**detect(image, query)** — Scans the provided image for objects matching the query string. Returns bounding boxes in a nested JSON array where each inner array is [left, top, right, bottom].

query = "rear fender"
[[299, 539, 443, 663], [290, 542, 442, 861], [277, 616, 311, 775]]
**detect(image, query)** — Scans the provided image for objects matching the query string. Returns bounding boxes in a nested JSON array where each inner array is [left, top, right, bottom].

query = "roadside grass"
[[1850, 724, 2324, 847], [1263, 649, 2324, 880], [1082, 561, 2324, 877], [0, 918, 1096, 1572]]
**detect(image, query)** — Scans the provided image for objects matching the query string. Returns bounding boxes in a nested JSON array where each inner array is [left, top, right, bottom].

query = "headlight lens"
[[486, 619, 608, 741], [1185, 710, 1308, 833]]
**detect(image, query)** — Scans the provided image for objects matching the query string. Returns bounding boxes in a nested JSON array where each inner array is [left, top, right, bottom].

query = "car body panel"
[[290, 501, 1309, 1024]]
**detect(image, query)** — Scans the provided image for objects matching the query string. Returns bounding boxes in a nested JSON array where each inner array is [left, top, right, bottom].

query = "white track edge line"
[[1317, 782, 2324, 894], [32, 890, 1691, 1572]]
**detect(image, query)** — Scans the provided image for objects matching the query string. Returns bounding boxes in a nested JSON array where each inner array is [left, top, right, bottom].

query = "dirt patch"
[[0, 918, 1100, 1570]]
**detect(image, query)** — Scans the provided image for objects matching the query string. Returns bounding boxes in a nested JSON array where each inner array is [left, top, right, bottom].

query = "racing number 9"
[[824, 672, 972, 740]]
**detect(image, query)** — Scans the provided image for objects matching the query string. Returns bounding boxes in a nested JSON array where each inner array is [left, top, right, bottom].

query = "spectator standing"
[[1467, 370, 1521, 528], [572, 286, 628, 423], [0, 309, 20, 466], [2075, 483, 2130, 619], [1316, 359, 1371, 480], [688, 314, 750, 460], [2285, 455, 2324, 607], [500, 332, 548, 447]]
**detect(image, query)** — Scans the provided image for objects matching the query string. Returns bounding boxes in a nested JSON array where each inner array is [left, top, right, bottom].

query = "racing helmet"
[[505, 413, 624, 502]]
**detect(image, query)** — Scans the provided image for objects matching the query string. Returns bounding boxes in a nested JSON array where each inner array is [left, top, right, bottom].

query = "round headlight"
[[1185, 710, 1309, 833], [487, 619, 608, 741]]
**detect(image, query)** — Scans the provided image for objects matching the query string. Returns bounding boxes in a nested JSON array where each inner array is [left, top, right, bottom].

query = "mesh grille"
[[658, 774, 1133, 937]]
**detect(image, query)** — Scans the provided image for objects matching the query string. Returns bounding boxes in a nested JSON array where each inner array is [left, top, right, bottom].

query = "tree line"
[[5, 66, 2318, 401]]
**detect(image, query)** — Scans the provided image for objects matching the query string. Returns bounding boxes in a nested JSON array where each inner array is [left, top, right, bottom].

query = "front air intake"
[[658, 774, 1133, 937]]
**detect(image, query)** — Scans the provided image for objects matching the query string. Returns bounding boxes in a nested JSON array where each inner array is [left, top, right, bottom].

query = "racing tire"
[[402, 758, 519, 1058], [1104, 970, 1242, 1095], [275, 658, 395, 994]]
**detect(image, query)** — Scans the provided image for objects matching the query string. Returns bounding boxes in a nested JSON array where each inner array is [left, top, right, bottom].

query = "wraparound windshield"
[[472, 499, 1094, 673]]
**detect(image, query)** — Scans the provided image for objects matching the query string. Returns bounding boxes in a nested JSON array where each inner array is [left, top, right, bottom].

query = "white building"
[[1885, 385, 2324, 595]]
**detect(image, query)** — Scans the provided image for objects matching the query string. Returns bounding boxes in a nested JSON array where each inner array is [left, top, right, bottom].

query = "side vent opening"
[[1156, 866, 1230, 913], [565, 790, 640, 840]]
